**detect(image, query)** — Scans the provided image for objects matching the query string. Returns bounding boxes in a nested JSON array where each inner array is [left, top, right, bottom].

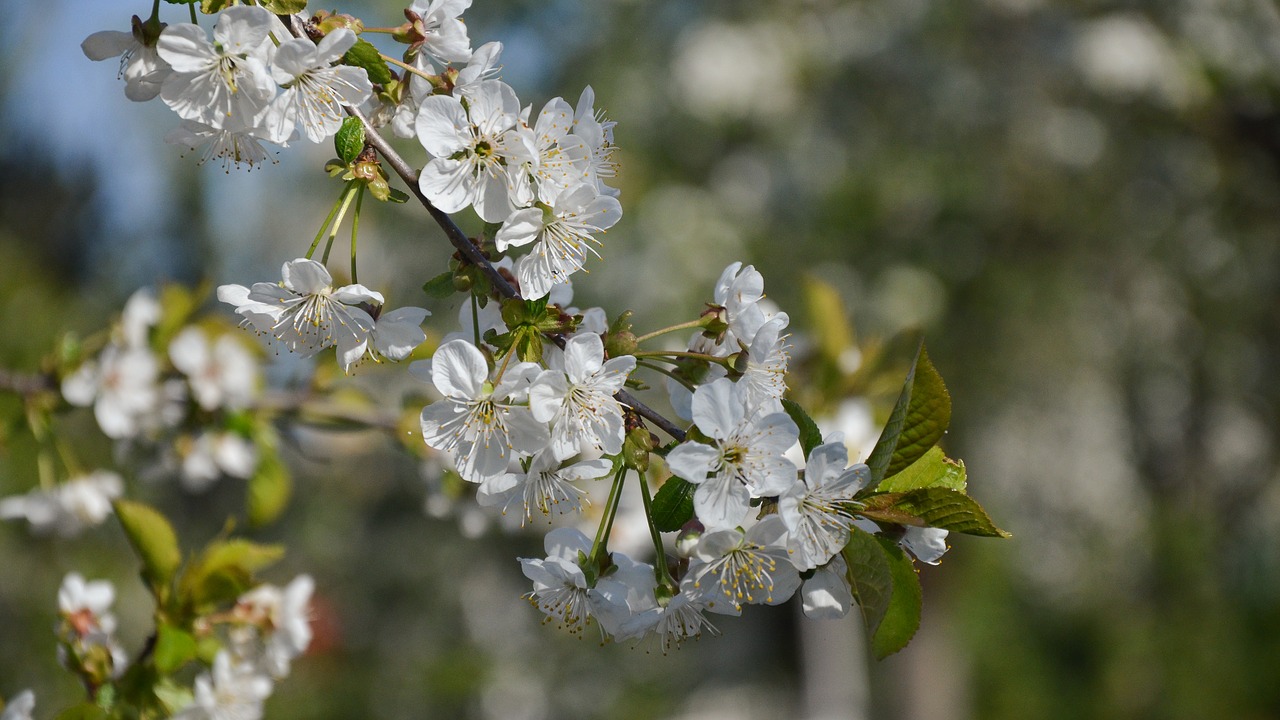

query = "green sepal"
[[260, 0, 307, 13], [246, 441, 291, 527], [154, 625, 198, 674], [865, 344, 951, 484], [343, 39, 393, 85], [781, 398, 822, 460], [857, 487, 1010, 537], [875, 446, 966, 493], [422, 271, 456, 299], [113, 500, 182, 594], [650, 477, 696, 532], [334, 117, 365, 165], [387, 187, 410, 203]]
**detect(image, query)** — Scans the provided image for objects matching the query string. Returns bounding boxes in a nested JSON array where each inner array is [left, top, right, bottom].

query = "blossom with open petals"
[[686, 515, 800, 614], [478, 450, 612, 524], [415, 80, 521, 221], [266, 29, 372, 143], [779, 439, 869, 570], [665, 378, 798, 529], [82, 20, 171, 101], [419, 339, 548, 481], [498, 183, 622, 299], [527, 333, 634, 460], [157, 6, 278, 127], [0, 471, 123, 538], [217, 258, 382, 371]]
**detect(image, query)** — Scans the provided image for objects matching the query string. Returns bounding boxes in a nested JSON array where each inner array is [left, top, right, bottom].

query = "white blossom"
[[415, 80, 522, 221], [166, 117, 279, 172], [419, 339, 548, 482], [779, 439, 869, 570], [615, 583, 718, 654], [408, 0, 474, 66], [369, 306, 430, 362], [217, 258, 382, 371], [266, 29, 372, 143], [527, 333, 634, 460], [180, 432, 258, 492], [62, 344, 161, 439], [0, 690, 34, 720], [0, 471, 123, 538], [169, 327, 259, 411], [665, 378, 798, 530], [175, 651, 274, 720], [801, 553, 853, 620], [566, 85, 619, 197], [157, 6, 278, 127], [477, 450, 612, 524], [685, 515, 800, 614], [519, 528, 642, 637], [233, 576, 314, 679], [82, 23, 171, 102], [498, 183, 622, 299]]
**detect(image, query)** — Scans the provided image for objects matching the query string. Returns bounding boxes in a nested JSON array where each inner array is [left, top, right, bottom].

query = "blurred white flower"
[[0, 471, 123, 538]]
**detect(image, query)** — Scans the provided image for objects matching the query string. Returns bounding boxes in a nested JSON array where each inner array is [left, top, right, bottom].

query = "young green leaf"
[[247, 447, 291, 527], [333, 116, 365, 165], [781, 398, 823, 460], [153, 625, 198, 675], [179, 539, 285, 611], [876, 446, 967, 493], [859, 487, 1010, 537], [343, 40, 394, 85], [651, 477, 696, 532], [260, 0, 307, 13], [865, 344, 951, 483], [870, 536, 922, 659], [422, 271, 456, 299], [114, 500, 182, 590], [842, 525, 894, 638]]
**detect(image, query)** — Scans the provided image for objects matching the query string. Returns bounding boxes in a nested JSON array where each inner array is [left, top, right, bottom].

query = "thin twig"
[[0, 368, 54, 396]]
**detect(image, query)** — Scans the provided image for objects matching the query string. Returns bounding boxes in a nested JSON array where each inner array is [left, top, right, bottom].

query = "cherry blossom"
[[527, 333, 634, 460]]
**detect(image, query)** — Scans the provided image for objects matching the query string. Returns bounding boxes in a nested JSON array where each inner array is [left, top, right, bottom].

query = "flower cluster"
[[0, 4, 1009, 714], [86, 6, 374, 170]]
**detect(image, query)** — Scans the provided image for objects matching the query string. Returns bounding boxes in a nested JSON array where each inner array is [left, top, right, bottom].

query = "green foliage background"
[[3, 0, 1280, 718]]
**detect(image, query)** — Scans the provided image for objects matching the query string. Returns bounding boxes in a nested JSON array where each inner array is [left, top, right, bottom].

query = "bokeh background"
[[3, 0, 1280, 718]]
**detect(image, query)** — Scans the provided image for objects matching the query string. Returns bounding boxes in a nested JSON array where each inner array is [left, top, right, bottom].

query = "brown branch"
[[0, 368, 55, 396]]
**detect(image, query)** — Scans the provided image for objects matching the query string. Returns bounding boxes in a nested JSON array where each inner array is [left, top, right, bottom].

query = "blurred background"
[[3, 0, 1280, 718]]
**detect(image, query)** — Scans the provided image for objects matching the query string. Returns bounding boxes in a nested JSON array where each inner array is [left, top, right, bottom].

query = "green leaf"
[[333, 116, 365, 165], [865, 344, 951, 483], [53, 704, 107, 720], [199, 0, 232, 13], [343, 39, 393, 85], [114, 500, 182, 590], [876, 446, 966, 493], [153, 625, 198, 674], [842, 526, 893, 639], [260, 0, 307, 12], [179, 539, 284, 611], [152, 678, 195, 715], [781, 398, 822, 460], [162, 0, 197, 5], [870, 536, 922, 659], [422, 271, 456, 299], [651, 477, 696, 532], [246, 447, 291, 527], [859, 487, 1010, 537]]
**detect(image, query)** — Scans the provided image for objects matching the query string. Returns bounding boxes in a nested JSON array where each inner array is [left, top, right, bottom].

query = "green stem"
[[637, 360, 696, 393], [322, 182, 359, 265], [350, 185, 365, 284], [381, 54, 434, 82], [589, 465, 627, 567], [634, 318, 709, 345], [307, 184, 351, 259], [25, 407, 56, 491], [633, 350, 733, 368], [470, 293, 481, 346], [638, 473, 678, 590], [148, 0, 161, 22], [188, 3, 197, 23]]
